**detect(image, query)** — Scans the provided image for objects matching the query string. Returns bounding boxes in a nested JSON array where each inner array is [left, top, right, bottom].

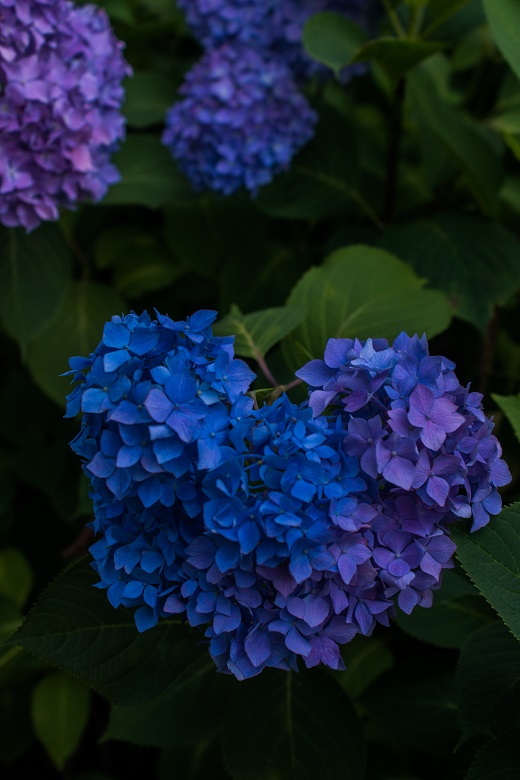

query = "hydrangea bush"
[[0, 0, 130, 230], [65, 312, 510, 679], [2, 1, 520, 777]]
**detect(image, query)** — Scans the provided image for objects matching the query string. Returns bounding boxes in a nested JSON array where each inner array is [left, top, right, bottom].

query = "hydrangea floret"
[[66, 314, 511, 680], [0, 0, 131, 230]]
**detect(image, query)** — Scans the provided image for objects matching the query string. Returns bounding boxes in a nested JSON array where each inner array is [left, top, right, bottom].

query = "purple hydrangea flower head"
[[0, 0, 131, 230], [161, 44, 317, 195], [296, 331, 511, 532]]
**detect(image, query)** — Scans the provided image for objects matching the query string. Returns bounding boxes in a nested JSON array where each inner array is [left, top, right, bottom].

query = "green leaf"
[[104, 134, 192, 208], [0, 548, 33, 608], [113, 251, 182, 298], [10, 561, 198, 707], [0, 225, 72, 350], [222, 671, 365, 780], [213, 305, 305, 360], [466, 732, 520, 780], [335, 636, 393, 700], [493, 393, 520, 444], [27, 281, 125, 407], [452, 503, 520, 641], [352, 38, 445, 83], [123, 71, 177, 129], [457, 623, 520, 739], [484, 0, 520, 82], [256, 106, 370, 221], [32, 672, 90, 771], [381, 214, 520, 331], [409, 66, 501, 217], [362, 672, 459, 755], [396, 570, 495, 649], [283, 245, 451, 372], [302, 12, 368, 73], [0, 596, 22, 643], [103, 655, 233, 748], [423, 0, 474, 36]]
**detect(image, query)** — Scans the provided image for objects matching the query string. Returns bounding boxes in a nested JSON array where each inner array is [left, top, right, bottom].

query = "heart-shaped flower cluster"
[[0, 0, 131, 230], [66, 313, 510, 680]]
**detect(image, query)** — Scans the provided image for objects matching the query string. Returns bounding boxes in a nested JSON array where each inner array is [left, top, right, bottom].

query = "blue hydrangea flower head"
[[176, 0, 277, 49], [176, 0, 368, 82], [161, 44, 317, 195], [65, 309, 256, 632], [269, 0, 369, 81], [0, 0, 131, 230]]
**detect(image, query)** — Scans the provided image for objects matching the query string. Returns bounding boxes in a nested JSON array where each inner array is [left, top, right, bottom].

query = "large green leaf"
[[104, 134, 192, 208], [452, 503, 520, 641], [302, 12, 367, 74], [27, 281, 125, 406], [396, 570, 495, 649], [423, 0, 474, 36], [123, 71, 177, 129], [0, 225, 72, 350], [103, 655, 233, 749], [283, 245, 451, 371], [335, 636, 393, 700], [457, 623, 520, 739], [0, 549, 33, 608], [381, 214, 520, 331], [466, 732, 520, 780], [362, 672, 459, 756], [409, 66, 502, 217], [256, 106, 368, 221], [32, 672, 90, 770], [492, 393, 520, 443], [214, 305, 305, 360], [484, 0, 520, 82], [352, 38, 445, 82], [222, 671, 365, 780], [9, 562, 198, 707]]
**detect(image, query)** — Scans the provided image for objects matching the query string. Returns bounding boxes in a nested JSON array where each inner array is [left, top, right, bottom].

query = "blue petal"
[[135, 606, 157, 632], [103, 322, 130, 349], [104, 349, 130, 373]]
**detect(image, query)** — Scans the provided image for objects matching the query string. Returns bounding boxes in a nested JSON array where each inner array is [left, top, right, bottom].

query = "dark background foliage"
[[2, 1, 520, 778]]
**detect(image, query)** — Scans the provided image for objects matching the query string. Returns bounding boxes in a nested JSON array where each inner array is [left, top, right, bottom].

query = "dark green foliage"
[[2, 1, 520, 778]]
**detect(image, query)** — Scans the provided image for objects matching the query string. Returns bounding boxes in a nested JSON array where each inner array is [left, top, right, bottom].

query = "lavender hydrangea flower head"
[[176, 0, 277, 49], [176, 0, 368, 82], [269, 0, 368, 81], [0, 0, 131, 230], [162, 44, 317, 195]]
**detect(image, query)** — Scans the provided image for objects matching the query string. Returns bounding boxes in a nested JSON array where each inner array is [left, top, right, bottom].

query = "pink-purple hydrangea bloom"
[[0, 0, 131, 230], [66, 315, 510, 680]]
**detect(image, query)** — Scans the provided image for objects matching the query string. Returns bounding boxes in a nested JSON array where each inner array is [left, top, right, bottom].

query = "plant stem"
[[383, 0, 406, 38], [478, 307, 500, 394], [255, 351, 279, 387], [383, 77, 406, 225]]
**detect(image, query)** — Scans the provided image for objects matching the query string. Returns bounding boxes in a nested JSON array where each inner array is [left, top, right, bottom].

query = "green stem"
[[383, 0, 406, 38]]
